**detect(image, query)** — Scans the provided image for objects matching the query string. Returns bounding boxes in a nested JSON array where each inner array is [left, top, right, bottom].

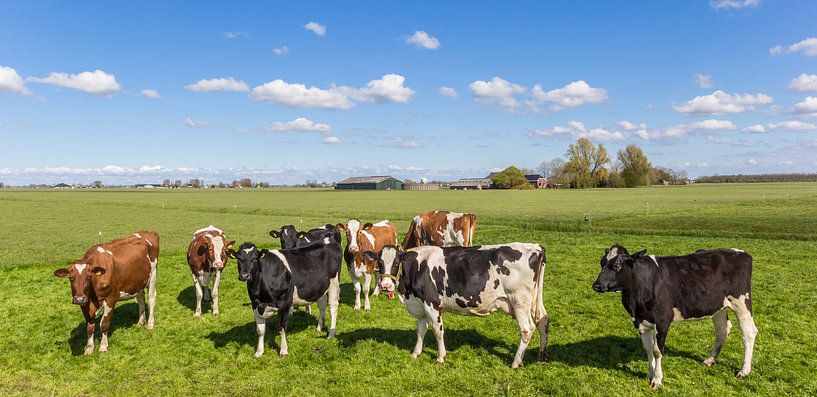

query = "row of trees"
[[537, 138, 687, 189], [696, 173, 817, 183]]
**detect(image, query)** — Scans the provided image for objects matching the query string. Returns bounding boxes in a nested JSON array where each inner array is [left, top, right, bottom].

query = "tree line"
[[536, 138, 688, 188], [696, 173, 817, 183]]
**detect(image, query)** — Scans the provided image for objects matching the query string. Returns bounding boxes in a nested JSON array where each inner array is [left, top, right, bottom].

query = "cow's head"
[[270, 225, 299, 249], [198, 234, 235, 270], [53, 259, 106, 305], [228, 242, 266, 281], [592, 244, 646, 293], [337, 219, 365, 253], [364, 245, 405, 297]]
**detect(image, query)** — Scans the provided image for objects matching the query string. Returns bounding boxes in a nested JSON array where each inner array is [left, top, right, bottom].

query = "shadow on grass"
[[547, 335, 704, 378], [339, 278, 385, 310], [67, 301, 142, 356], [205, 311, 317, 351], [177, 285, 206, 314], [337, 327, 517, 363]]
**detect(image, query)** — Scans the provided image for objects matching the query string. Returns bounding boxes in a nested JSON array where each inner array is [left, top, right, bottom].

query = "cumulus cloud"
[[672, 90, 773, 115], [322, 136, 341, 144], [185, 77, 249, 93], [792, 96, 817, 115], [742, 124, 766, 133], [788, 74, 817, 92], [693, 74, 713, 88], [28, 69, 121, 97], [139, 89, 160, 99], [638, 119, 736, 140], [530, 80, 608, 110], [304, 22, 326, 37], [0, 66, 30, 95], [618, 120, 646, 131], [710, 0, 760, 10], [469, 77, 526, 109], [265, 117, 330, 133], [706, 135, 733, 144], [183, 117, 210, 128], [272, 46, 289, 55], [529, 120, 625, 142], [745, 158, 758, 166], [767, 120, 817, 131], [250, 74, 414, 109], [387, 136, 425, 149], [224, 31, 249, 39], [406, 31, 440, 50], [468, 78, 608, 113], [438, 86, 458, 98], [770, 37, 817, 57]]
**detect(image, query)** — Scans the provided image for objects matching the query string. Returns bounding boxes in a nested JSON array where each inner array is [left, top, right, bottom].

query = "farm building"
[[525, 174, 548, 188], [450, 178, 493, 190], [335, 176, 404, 190]]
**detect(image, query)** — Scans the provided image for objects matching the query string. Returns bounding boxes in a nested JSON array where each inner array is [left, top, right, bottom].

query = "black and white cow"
[[592, 244, 758, 388], [366, 243, 549, 368], [269, 224, 342, 249], [228, 238, 341, 358]]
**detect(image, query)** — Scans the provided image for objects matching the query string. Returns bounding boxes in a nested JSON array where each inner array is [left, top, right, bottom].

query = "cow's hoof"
[[702, 357, 717, 367], [511, 361, 522, 369], [327, 329, 336, 339], [146, 323, 154, 330], [99, 346, 108, 353], [84, 348, 93, 355], [649, 379, 662, 389], [315, 326, 323, 333], [193, 312, 201, 318], [364, 307, 371, 312], [436, 357, 445, 364], [736, 370, 750, 378], [353, 306, 361, 311], [538, 351, 549, 362], [410, 352, 420, 359], [279, 352, 288, 358], [254, 352, 263, 358]]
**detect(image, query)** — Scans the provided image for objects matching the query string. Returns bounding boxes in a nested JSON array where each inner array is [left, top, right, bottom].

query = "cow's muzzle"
[[238, 273, 251, 281], [592, 282, 606, 293], [72, 295, 88, 305]]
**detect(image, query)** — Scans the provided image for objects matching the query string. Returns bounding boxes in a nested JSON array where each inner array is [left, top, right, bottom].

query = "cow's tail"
[[467, 214, 477, 246], [531, 244, 549, 362], [400, 216, 419, 249]]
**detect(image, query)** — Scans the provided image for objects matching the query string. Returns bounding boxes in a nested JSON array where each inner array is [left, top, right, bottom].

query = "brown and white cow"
[[187, 226, 235, 317], [53, 231, 159, 355], [401, 211, 477, 249], [336, 219, 398, 311]]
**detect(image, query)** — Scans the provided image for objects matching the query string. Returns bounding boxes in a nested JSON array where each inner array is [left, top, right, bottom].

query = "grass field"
[[1, 183, 816, 396]]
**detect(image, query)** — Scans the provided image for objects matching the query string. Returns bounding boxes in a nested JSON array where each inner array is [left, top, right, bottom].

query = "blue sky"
[[1, 1, 816, 185]]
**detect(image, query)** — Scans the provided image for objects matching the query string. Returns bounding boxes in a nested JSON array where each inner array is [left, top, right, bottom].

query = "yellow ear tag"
[[94, 271, 103, 276]]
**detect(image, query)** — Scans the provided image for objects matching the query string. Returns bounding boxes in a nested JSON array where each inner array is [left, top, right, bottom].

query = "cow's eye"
[[612, 263, 622, 271], [68, 277, 75, 281]]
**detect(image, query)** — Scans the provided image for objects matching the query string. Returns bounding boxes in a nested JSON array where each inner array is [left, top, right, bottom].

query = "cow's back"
[[104, 238, 154, 294], [277, 240, 342, 301]]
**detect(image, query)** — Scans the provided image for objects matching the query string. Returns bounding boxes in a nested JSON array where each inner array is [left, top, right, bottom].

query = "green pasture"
[[1, 183, 816, 396]]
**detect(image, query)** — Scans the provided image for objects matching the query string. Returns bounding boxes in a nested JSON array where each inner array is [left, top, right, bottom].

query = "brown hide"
[[187, 229, 234, 274], [344, 221, 397, 274], [401, 211, 477, 249]]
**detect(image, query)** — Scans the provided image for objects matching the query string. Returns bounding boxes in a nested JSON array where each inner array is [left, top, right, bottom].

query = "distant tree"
[[0, 182, 4, 189], [93, 180, 103, 188], [239, 178, 252, 188], [617, 145, 652, 187], [519, 167, 538, 175], [162, 179, 171, 187], [173, 179, 182, 188], [491, 166, 533, 189], [565, 138, 610, 188], [607, 170, 625, 188]]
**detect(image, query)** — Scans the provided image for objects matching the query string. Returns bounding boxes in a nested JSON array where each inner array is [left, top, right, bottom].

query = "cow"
[[366, 243, 549, 368], [591, 244, 758, 388], [187, 226, 235, 317], [269, 224, 343, 249], [228, 238, 341, 358], [336, 219, 398, 311], [401, 211, 477, 249], [53, 231, 159, 355]]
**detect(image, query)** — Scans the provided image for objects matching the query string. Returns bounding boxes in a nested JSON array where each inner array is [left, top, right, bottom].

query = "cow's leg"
[[651, 322, 670, 389], [99, 301, 115, 352], [316, 294, 328, 333], [362, 272, 373, 311], [82, 302, 98, 355], [211, 270, 221, 316], [703, 309, 731, 366], [371, 271, 380, 296], [201, 271, 211, 302], [426, 306, 446, 363], [136, 290, 146, 326], [511, 303, 535, 368], [412, 318, 428, 358], [192, 273, 203, 317], [351, 269, 362, 311], [278, 308, 290, 357], [254, 312, 266, 358], [731, 296, 758, 378], [304, 304, 312, 315], [146, 257, 157, 330], [534, 307, 550, 362], [638, 323, 657, 385], [326, 274, 339, 338]]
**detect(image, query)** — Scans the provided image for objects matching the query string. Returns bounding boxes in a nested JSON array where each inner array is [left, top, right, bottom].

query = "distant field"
[[1, 183, 816, 395]]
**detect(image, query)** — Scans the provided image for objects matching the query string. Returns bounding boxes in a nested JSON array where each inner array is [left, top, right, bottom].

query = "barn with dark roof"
[[335, 176, 404, 190]]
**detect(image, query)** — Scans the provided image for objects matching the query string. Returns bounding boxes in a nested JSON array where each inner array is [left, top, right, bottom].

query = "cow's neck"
[[624, 259, 661, 318]]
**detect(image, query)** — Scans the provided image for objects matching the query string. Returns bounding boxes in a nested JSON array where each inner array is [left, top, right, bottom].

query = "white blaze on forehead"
[[606, 246, 619, 261], [210, 236, 225, 262], [96, 246, 106, 253], [242, 247, 254, 254], [193, 225, 223, 237], [381, 247, 397, 272], [347, 219, 361, 247], [373, 220, 390, 227], [133, 233, 142, 238], [75, 263, 87, 275]]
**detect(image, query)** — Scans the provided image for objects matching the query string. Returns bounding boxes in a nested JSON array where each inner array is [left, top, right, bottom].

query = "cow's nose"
[[592, 283, 604, 293], [238, 273, 251, 281], [73, 296, 88, 305], [350, 245, 359, 253]]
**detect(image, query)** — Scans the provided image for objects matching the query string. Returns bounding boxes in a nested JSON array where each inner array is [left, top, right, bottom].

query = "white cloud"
[[770, 37, 817, 57], [438, 86, 458, 98], [767, 120, 817, 131], [529, 120, 624, 141], [265, 117, 331, 133], [530, 80, 608, 110], [0, 66, 30, 95], [28, 69, 121, 97], [139, 89, 160, 99], [706, 135, 733, 144], [745, 158, 758, 166], [224, 31, 249, 39], [322, 136, 341, 144], [742, 124, 766, 133], [788, 74, 817, 92], [183, 117, 210, 128], [710, 0, 760, 10], [304, 22, 326, 37], [673, 90, 773, 115], [693, 74, 713, 88], [406, 31, 440, 50], [469, 77, 526, 109], [792, 96, 817, 115], [618, 120, 645, 131], [251, 79, 353, 109], [387, 136, 424, 149], [638, 119, 736, 140], [185, 77, 249, 93], [272, 46, 289, 55]]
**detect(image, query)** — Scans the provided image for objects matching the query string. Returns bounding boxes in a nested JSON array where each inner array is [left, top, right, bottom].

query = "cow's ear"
[[269, 230, 281, 238], [336, 223, 346, 231], [227, 249, 237, 259], [296, 231, 307, 239], [91, 266, 106, 276], [259, 248, 270, 257], [226, 240, 236, 249], [362, 251, 378, 262], [632, 249, 647, 259], [197, 245, 208, 256], [363, 223, 373, 230], [53, 268, 70, 278]]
